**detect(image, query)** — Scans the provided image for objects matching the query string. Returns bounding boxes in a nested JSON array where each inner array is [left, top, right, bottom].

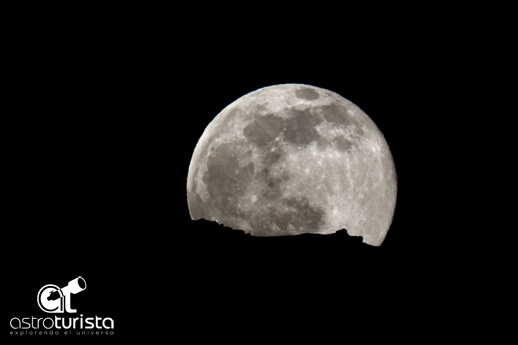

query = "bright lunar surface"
[[187, 84, 397, 246]]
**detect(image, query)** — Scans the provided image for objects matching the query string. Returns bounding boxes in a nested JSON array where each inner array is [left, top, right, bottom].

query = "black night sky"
[[5, 9, 481, 342]]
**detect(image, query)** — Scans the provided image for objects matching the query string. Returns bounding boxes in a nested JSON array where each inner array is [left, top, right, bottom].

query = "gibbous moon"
[[187, 84, 397, 246]]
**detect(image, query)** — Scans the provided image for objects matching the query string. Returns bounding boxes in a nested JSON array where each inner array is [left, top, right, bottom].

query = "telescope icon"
[[38, 276, 87, 313], [47, 276, 87, 301]]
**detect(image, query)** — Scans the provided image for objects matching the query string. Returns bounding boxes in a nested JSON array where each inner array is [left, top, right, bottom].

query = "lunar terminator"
[[187, 84, 397, 246]]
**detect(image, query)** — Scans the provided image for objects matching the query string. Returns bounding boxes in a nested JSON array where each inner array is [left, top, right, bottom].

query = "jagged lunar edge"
[[187, 83, 397, 246]]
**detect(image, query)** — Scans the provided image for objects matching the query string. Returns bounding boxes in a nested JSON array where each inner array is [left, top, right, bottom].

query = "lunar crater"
[[295, 87, 320, 100]]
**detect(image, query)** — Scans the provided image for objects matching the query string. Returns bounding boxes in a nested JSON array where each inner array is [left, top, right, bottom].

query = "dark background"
[[4, 7, 486, 342]]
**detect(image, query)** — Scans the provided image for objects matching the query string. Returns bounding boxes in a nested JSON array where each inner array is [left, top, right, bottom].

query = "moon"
[[187, 84, 397, 246]]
